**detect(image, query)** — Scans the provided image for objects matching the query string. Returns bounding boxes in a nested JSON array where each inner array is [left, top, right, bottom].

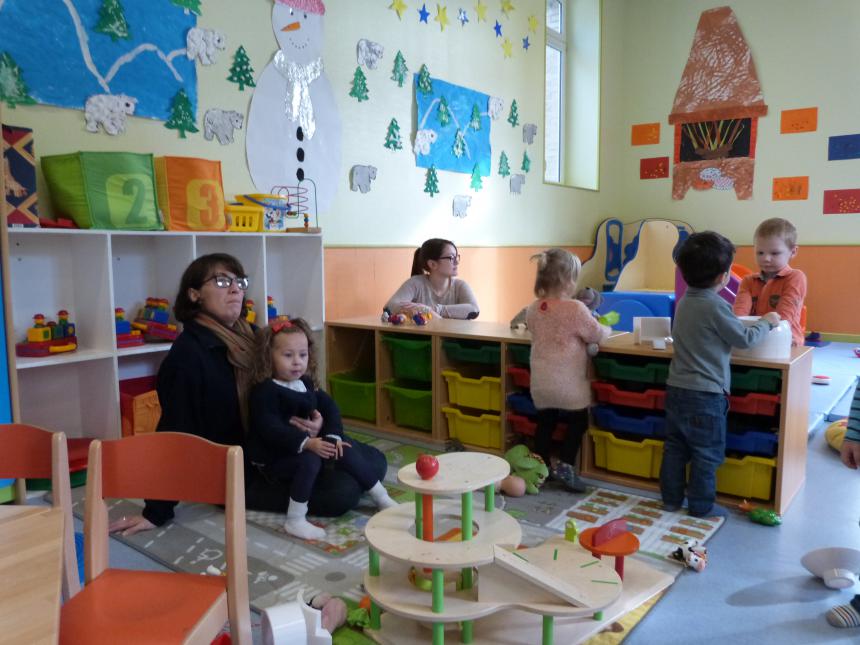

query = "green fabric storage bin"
[[41, 152, 163, 230]]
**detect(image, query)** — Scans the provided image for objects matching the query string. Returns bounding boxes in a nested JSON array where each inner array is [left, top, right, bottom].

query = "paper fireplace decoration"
[[669, 6, 767, 200]]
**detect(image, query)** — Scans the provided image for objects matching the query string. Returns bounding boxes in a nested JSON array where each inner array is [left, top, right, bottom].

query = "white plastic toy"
[[801, 547, 860, 589], [732, 317, 792, 360], [260, 589, 332, 645]]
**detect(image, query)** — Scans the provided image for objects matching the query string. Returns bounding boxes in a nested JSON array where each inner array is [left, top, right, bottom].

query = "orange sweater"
[[732, 265, 807, 346]]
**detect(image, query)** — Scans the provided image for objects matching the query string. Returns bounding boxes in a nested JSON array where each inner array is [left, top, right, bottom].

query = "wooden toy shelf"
[[582, 333, 812, 515], [0, 228, 324, 440]]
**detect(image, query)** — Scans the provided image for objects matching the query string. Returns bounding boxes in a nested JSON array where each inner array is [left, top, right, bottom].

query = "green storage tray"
[[442, 339, 501, 364], [382, 335, 432, 382], [730, 367, 781, 394], [41, 152, 163, 230], [27, 469, 87, 491], [328, 370, 376, 422], [593, 356, 669, 384], [383, 381, 432, 432], [508, 343, 531, 366]]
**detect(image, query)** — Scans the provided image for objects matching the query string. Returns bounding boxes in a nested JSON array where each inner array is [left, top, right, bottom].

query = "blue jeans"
[[660, 385, 728, 515]]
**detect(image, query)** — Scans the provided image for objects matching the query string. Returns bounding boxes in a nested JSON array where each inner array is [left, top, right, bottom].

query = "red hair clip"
[[270, 318, 293, 333]]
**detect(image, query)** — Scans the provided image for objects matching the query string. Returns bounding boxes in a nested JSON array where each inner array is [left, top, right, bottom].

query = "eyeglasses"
[[204, 274, 250, 290], [438, 254, 461, 263]]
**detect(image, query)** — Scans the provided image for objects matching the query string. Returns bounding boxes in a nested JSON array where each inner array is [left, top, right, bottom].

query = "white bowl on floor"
[[801, 547, 860, 589]]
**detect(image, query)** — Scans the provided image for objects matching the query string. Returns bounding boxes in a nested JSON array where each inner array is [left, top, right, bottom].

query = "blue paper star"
[[494, 20, 502, 37], [418, 3, 430, 23], [458, 8, 469, 26], [523, 36, 530, 50]]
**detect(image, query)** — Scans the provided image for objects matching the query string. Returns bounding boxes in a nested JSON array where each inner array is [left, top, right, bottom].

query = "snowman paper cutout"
[[246, 0, 342, 215]]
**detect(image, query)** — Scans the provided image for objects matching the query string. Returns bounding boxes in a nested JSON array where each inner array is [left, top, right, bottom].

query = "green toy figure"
[[564, 518, 579, 542], [504, 444, 549, 495]]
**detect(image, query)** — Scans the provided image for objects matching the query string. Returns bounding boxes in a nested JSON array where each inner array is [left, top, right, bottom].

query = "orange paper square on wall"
[[631, 123, 660, 145], [772, 176, 809, 201], [780, 108, 817, 134]]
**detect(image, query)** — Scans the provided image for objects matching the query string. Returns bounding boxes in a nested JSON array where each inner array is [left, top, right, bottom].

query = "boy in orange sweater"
[[733, 218, 807, 346]]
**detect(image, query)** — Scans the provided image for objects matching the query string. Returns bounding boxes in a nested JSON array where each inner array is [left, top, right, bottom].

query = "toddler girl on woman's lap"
[[248, 318, 396, 540]]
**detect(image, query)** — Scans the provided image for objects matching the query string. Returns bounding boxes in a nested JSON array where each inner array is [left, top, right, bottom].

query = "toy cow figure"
[[671, 538, 708, 573]]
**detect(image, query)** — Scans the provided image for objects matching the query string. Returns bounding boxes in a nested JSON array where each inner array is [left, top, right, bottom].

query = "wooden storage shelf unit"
[[1, 228, 324, 440]]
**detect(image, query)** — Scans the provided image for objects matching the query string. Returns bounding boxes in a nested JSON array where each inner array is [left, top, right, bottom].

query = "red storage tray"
[[506, 365, 531, 388], [728, 392, 780, 416], [592, 381, 666, 410], [506, 412, 567, 441]]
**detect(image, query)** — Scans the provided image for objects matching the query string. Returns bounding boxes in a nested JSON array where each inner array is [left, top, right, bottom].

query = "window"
[[544, 0, 601, 190]]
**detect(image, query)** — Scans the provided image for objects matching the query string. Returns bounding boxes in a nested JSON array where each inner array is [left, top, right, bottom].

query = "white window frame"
[[545, 1, 566, 184]]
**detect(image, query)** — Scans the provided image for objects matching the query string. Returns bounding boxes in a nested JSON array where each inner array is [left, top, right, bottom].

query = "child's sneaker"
[[552, 461, 588, 493]]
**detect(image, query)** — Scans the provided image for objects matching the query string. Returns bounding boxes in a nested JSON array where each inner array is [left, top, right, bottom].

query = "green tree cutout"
[[227, 46, 256, 91], [95, 0, 131, 41], [521, 151, 531, 173], [436, 96, 451, 127], [165, 88, 198, 138], [391, 50, 409, 87], [170, 0, 201, 15], [0, 52, 36, 108], [470, 164, 483, 191], [417, 64, 433, 95], [349, 67, 369, 102], [498, 151, 511, 177], [424, 165, 440, 197], [452, 129, 466, 158], [384, 118, 402, 150], [469, 104, 482, 130], [507, 99, 520, 127]]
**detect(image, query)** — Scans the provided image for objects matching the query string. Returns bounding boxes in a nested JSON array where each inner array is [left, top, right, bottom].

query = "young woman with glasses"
[[385, 238, 480, 319]]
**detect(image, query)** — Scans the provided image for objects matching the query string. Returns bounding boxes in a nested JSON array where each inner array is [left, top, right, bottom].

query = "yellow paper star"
[[474, 1, 488, 22], [389, 0, 408, 19], [501, 37, 513, 58], [435, 4, 450, 31], [528, 14, 538, 33], [501, 0, 515, 18]]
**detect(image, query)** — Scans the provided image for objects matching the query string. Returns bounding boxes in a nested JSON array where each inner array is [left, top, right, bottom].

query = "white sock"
[[284, 498, 326, 540], [369, 481, 397, 509]]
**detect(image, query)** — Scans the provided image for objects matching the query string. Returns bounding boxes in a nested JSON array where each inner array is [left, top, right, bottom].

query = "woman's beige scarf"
[[195, 312, 256, 433]]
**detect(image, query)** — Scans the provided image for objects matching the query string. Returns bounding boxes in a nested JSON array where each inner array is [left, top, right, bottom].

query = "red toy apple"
[[416, 454, 439, 480]]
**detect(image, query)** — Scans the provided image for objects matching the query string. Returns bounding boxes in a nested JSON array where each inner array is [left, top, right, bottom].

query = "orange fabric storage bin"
[[120, 376, 162, 437], [154, 156, 227, 231]]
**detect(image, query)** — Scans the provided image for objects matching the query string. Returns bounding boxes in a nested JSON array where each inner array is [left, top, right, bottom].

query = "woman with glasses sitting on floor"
[[110, 253, 387, 536], [385, 238, 480, 319]]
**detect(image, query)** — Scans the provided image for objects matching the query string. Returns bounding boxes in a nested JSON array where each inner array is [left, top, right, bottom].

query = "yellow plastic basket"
[[226, 203, 262, 232], [441, 370, 502, 411], [442, 407, 502, 449]]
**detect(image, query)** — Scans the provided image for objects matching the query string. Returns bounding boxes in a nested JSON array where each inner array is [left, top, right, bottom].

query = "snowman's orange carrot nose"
[[282, 21, 301, 31]]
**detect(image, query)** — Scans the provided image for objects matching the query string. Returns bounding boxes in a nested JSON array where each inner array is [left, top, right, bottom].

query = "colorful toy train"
[[16, 310, 77, 357]]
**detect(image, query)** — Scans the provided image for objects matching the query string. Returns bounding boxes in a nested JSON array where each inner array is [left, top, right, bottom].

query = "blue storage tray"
[[506, 392, 537, 416], [591, 404, 666, 438], [726, 430, 779, 457]]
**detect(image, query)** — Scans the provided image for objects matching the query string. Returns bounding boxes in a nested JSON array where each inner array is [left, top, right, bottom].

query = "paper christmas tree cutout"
[[95, 0, 131, 41], [385, 118, 403, 150], [470, 164, 483, 191], [170, 0, 201, 15], [165, 89, 198, 138], [452, 129, 466, 157], [498, 151, 511, 177], [417, 64, 433, 95], [424, 165, 440, 197], [508, 99, 520, 127], [521, 151, 531, 173], [469, 104, 482, 130], [391, 50, 409, 87], [227, 46, 256, 91], [437, 96, 451, 126], [0, 53, 36, 108], [350, 66, 369, 102]]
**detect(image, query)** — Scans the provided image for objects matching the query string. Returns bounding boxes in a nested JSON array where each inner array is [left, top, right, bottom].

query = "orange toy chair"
[[0, 423, 81, 601], [60, 432, 251, 645]]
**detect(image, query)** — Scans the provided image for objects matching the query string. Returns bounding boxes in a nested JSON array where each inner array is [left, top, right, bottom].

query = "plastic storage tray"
[[442, 407, 502, 449], [328, 370, 376, 422], [441, 370, 502, 411], [716, 455, 776, 500], [592, 381, 666, 410], [506, 392, 538, 417], [728, 392, 780, 416], [0, 478, 13, 503], [730, 367, 781, 394], [593, 356, 669, 384], [589, 428, 664, 479], [382, 335, 432, 382], [726, 430, 778, 457], [508, 343, 531, 366], [506, 412, 567, 441], [383, 381, 432, 432], [591, 404, 666, 438], [506, 365, 531, 389], [442, 339, 501, 365]]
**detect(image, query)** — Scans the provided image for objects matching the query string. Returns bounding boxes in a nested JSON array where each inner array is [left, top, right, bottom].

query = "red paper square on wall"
[[640, 157, 669, 179], [823, 189, 860, 214]]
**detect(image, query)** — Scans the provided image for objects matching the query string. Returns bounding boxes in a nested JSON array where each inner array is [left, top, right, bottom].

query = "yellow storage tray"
[[589, 428, 664, 479], [442, 406, 502, 449], [441, 370, 501, 411], [716, 455, 775, 501]]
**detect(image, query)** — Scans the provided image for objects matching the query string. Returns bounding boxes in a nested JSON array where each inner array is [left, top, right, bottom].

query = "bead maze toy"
[[132, 298, 178, 341], [15, 310, 77, 357], [362, 452, 673, 644]]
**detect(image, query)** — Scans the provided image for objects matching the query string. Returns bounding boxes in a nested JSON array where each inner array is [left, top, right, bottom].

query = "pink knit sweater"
[[526, 298, 611, 411]]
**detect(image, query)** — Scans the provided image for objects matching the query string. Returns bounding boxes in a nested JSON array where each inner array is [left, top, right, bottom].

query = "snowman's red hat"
[[275, 0, 325, 14]]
